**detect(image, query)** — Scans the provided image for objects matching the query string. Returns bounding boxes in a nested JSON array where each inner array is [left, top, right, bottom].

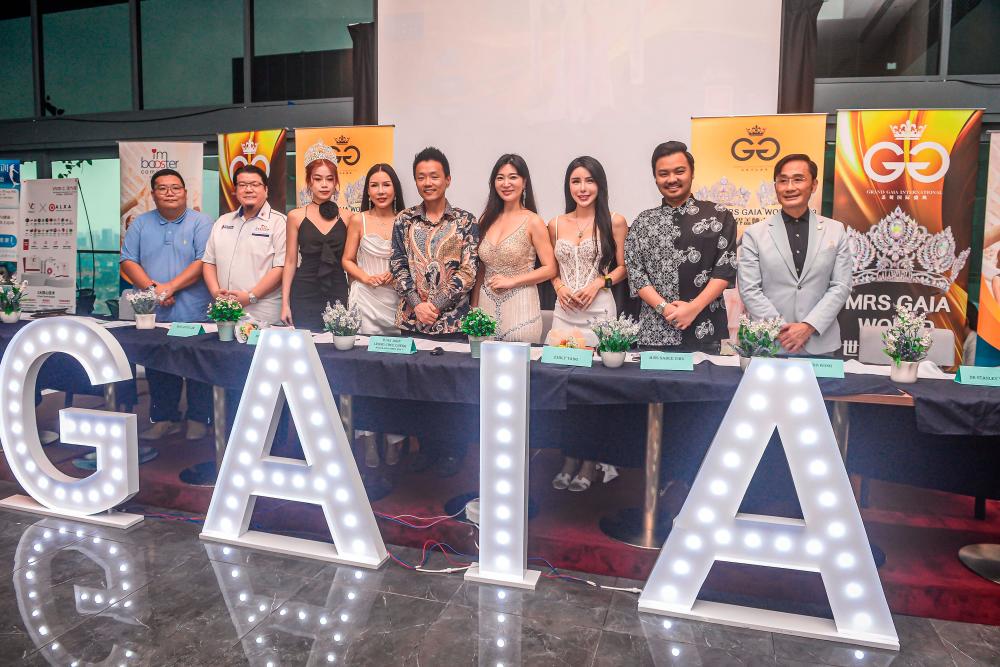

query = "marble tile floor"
[[0, 485, 995, 665]]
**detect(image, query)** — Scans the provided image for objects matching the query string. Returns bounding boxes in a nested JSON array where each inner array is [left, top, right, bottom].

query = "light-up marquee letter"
[[465, 341, 539, 589], [201, 328, 387, 568], [639, 358, 898, 650], [0, 317, 141, 528]]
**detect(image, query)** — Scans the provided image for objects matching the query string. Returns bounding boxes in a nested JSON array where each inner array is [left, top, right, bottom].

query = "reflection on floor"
[[0, 482, 995, 666]]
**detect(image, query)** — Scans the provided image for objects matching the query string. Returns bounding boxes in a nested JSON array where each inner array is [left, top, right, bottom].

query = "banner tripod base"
[[179, 461, 218, 487], [599, 507, 671, 549], [958, 544, 1000, 584]]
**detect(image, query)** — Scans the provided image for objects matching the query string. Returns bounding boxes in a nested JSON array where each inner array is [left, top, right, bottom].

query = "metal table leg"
[[599, 402, 670, 549], [338, 394, 353, 449], [179, 386, 227, 487]]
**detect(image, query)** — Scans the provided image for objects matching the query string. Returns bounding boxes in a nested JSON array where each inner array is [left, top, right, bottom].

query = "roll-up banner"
[[979, 132, 1000, 358], [833, 109, 983, 367], [219, 129, 287, 213], [18, 178, 78, 312], [691, 113, 827, 339], [119, 141, 205, 286], [293, 126, 395, 212], [0, 160, 21, 280]]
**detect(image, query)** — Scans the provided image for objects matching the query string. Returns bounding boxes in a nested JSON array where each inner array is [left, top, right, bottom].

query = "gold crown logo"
[[335, 134, 350, 145], [890, 119, 925, 141], [241, 139, 258, 155], [747, 125, 766, 137]]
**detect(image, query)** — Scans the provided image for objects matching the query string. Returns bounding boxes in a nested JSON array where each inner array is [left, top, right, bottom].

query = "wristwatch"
[[248, 292, 258, 305], [604, 274, 613, 289], [654, 300, 668, 315]]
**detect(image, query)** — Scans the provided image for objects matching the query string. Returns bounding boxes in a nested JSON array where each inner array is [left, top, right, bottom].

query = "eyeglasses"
[[775, 176, 809, 186], [235, 181, 265, 190], [153, 185, 185, 194]]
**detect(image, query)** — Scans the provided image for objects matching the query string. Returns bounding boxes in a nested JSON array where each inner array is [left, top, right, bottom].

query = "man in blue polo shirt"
[[120, 168, 214, 441]]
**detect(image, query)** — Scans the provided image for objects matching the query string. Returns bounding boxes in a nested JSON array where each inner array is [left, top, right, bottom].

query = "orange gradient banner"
[[293, 126, 394, 213], [980, 133, 1000, 351], [832, 109, 983, 367], [691, 114, 827, 235], [218, 129, 287, 213]]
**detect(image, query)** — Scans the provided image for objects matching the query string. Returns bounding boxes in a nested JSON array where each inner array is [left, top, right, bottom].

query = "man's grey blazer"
[[737, 211, 853, 355]]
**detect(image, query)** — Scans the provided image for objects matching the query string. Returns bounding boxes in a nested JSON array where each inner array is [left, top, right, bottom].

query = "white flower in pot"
[[322, 300, 362, 350], [732, 315, 784, 370], [590, 314, 641, 368], [882, 305, 932, 384], [126, 286, 160, 329]]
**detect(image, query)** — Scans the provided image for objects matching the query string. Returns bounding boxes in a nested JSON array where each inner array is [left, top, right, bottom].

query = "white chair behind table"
[[858, 325, 956, 367], [540, 309, 554, 345]]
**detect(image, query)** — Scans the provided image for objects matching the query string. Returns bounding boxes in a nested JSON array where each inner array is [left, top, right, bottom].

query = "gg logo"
[[334, 145, 361, 166], [862, 141, 950, 184], [730, 137, 781, 161]]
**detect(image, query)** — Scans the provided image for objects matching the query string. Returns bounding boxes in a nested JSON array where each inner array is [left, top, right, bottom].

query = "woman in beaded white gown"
[[548, 156, 628, 492], [343, 163, 406, 467], [472, 154, 556, 343]]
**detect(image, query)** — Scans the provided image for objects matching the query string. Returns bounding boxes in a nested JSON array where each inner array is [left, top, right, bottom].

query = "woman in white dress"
[[548, 156, 628, 491], [343, 163, 407, 467]]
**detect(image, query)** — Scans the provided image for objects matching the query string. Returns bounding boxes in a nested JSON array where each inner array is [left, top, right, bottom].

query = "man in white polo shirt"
[[203, 165, 286, 323]]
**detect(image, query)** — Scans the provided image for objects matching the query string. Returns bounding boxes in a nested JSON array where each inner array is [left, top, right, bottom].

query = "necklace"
[[571, 214, 593, 240]]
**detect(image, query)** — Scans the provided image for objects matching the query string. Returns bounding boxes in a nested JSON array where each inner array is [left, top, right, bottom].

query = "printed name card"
[[954, 366, 1000, 387], [246, 330, 261, 346], [167, 322, 205, 337], [640, 351, 694, 371], [806, 358, 845, 379], [367, 336, 417, 355], [540, 346, 593, 368]]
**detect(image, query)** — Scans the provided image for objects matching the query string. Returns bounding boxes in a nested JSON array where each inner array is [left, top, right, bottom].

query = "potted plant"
[[459, 308, 497, 358], [322, 300, 362, 351], [882, 304, 931, 384], [590, 314, 640, 368], [207, 295, 245, 342], [0, 275, 28, 324], [732, 315, 784, 370], [126, 286, 160, 329]]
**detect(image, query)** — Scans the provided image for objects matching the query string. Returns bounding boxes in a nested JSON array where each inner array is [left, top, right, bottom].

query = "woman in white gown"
[[343, 163, 407, 467], [548, 156, 628, 491]]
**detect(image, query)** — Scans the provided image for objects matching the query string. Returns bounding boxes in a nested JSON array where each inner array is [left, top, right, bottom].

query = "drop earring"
[[521, 190, 526, 208]]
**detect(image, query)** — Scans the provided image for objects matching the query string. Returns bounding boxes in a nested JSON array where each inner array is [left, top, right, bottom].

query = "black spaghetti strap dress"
[[289, 216, 349, 332]]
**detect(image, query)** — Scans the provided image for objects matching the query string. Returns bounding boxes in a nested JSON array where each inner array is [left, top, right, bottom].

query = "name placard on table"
[[540, 346, 593, 367], [367, 336, 417, 355], [954, 366, 1000, 387], [639, 351, 694, 371], [806, 358, 845, 379], [167, 323, 205, 337]]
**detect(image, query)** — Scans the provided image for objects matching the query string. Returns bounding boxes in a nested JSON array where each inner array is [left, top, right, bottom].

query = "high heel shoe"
[[552, 472, 572, 490], [568, 474, 592, 492]]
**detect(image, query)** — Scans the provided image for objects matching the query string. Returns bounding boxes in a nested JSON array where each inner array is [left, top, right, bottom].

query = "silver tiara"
[[304, 141, 339, 167]]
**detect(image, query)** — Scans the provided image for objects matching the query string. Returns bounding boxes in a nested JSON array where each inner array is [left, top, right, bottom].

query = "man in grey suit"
[[738, 153, 853, 355]]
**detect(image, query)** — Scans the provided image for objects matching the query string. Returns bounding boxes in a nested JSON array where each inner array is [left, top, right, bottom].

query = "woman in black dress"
[[281, 142, 349, 331]]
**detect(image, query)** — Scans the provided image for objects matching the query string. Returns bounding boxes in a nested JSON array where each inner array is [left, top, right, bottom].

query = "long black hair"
[[360, 163, 406, 214], [563, 156, 616, 273], [479, 154, 537, 242]]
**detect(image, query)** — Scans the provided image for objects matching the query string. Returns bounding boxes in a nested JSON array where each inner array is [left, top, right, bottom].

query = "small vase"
[[739, 355, 751, 371], [601, 351, 626, 368], [135, 313, 156, 329], [0, 310, 20, 324], [890, 359, 920, 383], [333, 334, 356, 351], [217, 321, 236, 342], [469, 335, 487, 359]]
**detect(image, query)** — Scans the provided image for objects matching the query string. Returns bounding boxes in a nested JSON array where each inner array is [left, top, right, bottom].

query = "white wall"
[[378, 0, 781, 221]]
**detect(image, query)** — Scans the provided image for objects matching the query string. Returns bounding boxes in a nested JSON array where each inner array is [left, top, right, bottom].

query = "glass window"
[[52, 158, 121, 315], [817, 0, 942, 77], [141, 0, 243, 109], [249, 0, 372, 102], [42, 1, 131, 115], [0, 2, 33, 120], [948, 0, 1000, 75]]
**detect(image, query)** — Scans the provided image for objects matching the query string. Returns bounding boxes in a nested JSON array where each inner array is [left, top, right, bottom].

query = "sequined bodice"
[[554, 237, 600, 292], [480, 223, 536, 278]]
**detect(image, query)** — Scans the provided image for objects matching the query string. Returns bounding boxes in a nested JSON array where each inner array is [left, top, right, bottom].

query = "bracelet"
[[556, 284, 569, 292]]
